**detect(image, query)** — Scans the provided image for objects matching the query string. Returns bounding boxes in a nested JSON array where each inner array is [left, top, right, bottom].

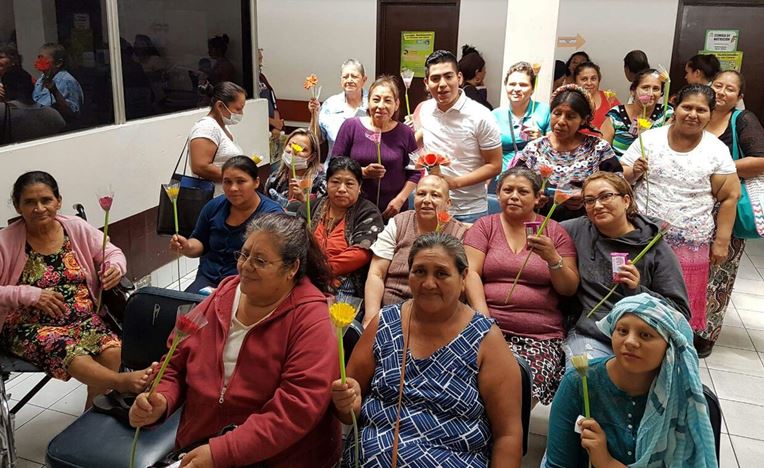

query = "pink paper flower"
[[366, 131, 381, 144], [98, 196, 113, 211]]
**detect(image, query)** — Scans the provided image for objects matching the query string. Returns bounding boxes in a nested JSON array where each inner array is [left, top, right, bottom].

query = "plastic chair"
[[703, 384, 722, 462], [46, 287, 205, 468]]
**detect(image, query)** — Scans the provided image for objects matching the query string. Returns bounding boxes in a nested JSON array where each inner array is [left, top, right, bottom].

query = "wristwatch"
[[548, 257, 564, 270]]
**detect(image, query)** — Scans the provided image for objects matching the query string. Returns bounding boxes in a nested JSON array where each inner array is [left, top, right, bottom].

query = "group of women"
[[1, 47, 762, 467]]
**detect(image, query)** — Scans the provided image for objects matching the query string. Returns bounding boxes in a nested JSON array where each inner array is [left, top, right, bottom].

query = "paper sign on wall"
[[401, 31, 435, 78], [704, 30, 739, 52], [698, 50, 743, 72]]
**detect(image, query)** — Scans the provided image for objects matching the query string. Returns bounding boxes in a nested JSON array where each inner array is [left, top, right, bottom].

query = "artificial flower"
[[289, 143, 304, 179], [163, 182, 183, 291], [251, 154, 263, 165], [329, 302, 356, 329], [98, 196, 113, 211], [435, 211, 451, 233], [416, 152, 450, 169], [299, 177, 313, 229], [538, 164, 554, 193], [130, 305, 208, 468], [34, 56, 52, 73], [655, 65, 672, 126], [571, 352, 592, 468], [637, 118, 652, 130], [401, 69, 415, 117], [94, 188, 114, 313], [603, 89, 617, 101], [531, 63, 541, 75], [303, 74, 318, 90]]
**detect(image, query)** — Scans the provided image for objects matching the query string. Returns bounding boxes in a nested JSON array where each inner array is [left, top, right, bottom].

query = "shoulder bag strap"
[[507, 109, 521, 156], [171, 138, 191, 176], [730, 110, 741, 161]]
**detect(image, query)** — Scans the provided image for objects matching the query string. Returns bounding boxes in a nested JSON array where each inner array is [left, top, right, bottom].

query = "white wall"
[[0, 99, 269, 224], [458, 0, 508, 107], [257, 0, 377, 101], [12, 0, 58, 77], [555, 0, 679, 101]]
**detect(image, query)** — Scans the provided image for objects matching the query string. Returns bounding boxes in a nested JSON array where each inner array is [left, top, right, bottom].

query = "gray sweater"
[[562, 214, 691, 345]]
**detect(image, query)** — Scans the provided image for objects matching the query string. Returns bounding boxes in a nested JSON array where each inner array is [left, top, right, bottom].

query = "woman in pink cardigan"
[[0, 171, 153, 407]]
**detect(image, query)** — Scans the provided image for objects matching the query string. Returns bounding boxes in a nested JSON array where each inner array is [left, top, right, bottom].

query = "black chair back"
[[703, 384, 722, 462], [121, 287, 205, 370], [342, 319, 364, 364]]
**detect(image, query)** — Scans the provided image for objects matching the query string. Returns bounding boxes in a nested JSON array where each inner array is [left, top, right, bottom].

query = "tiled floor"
[[7, 241, 764, 466]]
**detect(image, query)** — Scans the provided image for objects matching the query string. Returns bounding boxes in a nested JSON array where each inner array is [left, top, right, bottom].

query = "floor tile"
[[709, 369, 764, 406], [730, 435, 764, 468], [15, 458, 44, 468], [720, 400, 764, 439], [732, 292, 764, 313], [700, 367, 715, 392], [715, 326, 755, 351], [725, 306, 744, 328], [13, 409, 77, 464], [706, 346, 764, 376], [735, 262, 762, 281], [529, 403, 550, 436], [48, 384, 87, 417], [9, 400, 46, 429], [733, 278, 764, 296], [748, 255, 764, 269], [748, 330, 764, 352], [737, 308, 764, 332], [27, 377, 81, 408], [5, 374, 46, 401], [744, 240, 764, 257], [720, 433, 739, 468], [522, 433, 546, 467]]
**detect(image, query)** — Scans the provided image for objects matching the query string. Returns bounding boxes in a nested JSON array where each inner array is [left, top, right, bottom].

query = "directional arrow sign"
[[557, 34, 586, 49]]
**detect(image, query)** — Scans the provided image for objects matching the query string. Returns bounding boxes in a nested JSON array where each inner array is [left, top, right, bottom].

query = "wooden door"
[[377, 0, 460, 121], [670, 0, 764, 122]]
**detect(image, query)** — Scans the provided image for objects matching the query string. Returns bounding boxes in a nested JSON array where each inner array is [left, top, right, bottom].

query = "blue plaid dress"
[[343, 303, 493, 467]]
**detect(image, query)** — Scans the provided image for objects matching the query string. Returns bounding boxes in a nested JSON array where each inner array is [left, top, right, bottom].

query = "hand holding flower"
[[99, 263, 122, 290], [632, 158, 649, 179], [526, 235, 559, 264], [169, 234, 189, 254], [331, 377, 361, 418], [129, 391, 167, 428], [579, 418, 614, 468], [362, 163, 386, 179], [615, 260, 640, 290]]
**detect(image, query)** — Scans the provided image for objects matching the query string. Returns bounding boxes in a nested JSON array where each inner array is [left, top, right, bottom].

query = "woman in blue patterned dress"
[[331, 233, 523, 467]]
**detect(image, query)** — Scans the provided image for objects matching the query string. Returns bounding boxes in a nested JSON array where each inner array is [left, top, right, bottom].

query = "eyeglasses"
[[234, 250, 282, 270], [583, 192, 623, 207]]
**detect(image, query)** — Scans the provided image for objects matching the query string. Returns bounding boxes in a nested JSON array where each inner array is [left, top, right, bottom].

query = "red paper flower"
[[98, 196, 113, 211], [539, 165, 553, 179], [34, 56, 52, 73], [437, 211, 451, 224], [417, 152, 449, 169], [554, 189, 573, 205], [176, 307, 208, 336]]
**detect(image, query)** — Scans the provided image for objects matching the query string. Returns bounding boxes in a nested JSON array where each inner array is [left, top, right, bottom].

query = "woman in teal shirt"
[[544, 294, 716, 467], [491, 61, 551, 173]]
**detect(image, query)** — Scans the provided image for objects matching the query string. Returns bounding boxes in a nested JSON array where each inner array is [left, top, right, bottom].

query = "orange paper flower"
[[34, 56, 52, 73], [554, 189, 573, 205], [303, 74, 318, 89], [417, 152, 450, 169], [539, 165, 553, 179], [435, 211, 451, 233]]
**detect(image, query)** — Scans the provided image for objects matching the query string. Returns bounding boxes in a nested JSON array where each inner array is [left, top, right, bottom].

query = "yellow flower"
[[163, 183, 180, 201], [329, 302, 356, 328], [531, 63, 541, 75], [655, 65, 670, 83], [637, 118, 652, 130], [251, 154, 263, 165], [290, 143, 304, 154], [603, 89, 617, 100]]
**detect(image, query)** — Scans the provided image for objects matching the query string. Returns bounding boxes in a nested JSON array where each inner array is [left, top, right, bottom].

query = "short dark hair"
[[550, 86, 594, 123], [222, 155, 259, 181], [573, 61, 601, 81], [496, 166, 543, 195], [40, 43, 67, 68], [408, 232, 468, 275], [425, 50, 458, 77], [675, 84, 716, 111], [199, 81, 246, 107], [623, 50, 650, 75], [208, 34, 230, 55], [2, 68, 34, 102], [458, 45, 485, 81], [504, 61, 536, 88], [327, 156, 363, 184], [12, 171, 61, 208], [686, 54, 721, 81], [565, 51, 590, 76]]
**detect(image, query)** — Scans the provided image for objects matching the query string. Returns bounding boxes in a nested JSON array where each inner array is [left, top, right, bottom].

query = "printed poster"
[[704, 30, 739, 52], [401, 31, 435, 78], [698, 50, 743, 72]]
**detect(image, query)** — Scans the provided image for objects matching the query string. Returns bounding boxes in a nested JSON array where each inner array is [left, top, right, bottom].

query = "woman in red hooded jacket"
[[129, 213, 341, 467]]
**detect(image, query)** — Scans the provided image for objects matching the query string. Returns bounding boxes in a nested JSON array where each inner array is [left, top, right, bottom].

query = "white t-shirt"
[[370, 218, 398, 260], [188, 116, 243, 195], [222, 286, 270, 385], [419, 91, 501, 216], [621, 125, 736, 245]]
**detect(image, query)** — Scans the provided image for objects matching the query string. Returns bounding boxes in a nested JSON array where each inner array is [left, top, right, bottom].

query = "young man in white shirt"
[[417, 50, 503, 223]]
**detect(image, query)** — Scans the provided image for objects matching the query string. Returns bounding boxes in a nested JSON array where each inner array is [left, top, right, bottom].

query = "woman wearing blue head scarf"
[[544, 293, 717, 467]]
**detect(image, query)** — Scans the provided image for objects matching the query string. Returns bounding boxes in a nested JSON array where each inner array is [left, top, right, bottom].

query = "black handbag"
[[157, 140, 214, 237]]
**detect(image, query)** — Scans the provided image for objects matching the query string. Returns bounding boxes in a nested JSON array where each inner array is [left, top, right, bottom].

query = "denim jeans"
[[563, 330, 613, 372], [453, 210, 489, 224]]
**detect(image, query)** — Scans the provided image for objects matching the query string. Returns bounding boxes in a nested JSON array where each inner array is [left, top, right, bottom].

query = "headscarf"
[[596, 293, 717, 468]]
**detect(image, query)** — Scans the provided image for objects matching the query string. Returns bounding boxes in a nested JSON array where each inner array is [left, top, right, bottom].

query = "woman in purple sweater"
[[332, 75, 420, 219]]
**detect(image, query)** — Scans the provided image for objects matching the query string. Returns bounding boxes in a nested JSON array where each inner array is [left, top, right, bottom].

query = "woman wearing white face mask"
[[264, 129, 327, 211], [188, 81, 247, 195]]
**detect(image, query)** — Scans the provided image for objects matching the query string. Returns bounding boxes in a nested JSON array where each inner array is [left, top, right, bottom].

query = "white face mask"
[[222, 103, 243, 126], [282, 151, 309, 170]]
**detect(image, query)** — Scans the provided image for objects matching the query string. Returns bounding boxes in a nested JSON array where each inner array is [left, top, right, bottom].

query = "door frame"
[[375, 0, 461, 78]]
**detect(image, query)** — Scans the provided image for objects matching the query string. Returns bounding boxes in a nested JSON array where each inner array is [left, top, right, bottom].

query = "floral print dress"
[[0, 236, 120, 380]]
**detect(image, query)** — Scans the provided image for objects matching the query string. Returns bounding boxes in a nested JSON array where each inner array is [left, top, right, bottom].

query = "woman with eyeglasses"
[[561, 172, 690, 365], [170, 156, 283, 294], [131, 214, 341, 467], [299, 157, 384, 297]]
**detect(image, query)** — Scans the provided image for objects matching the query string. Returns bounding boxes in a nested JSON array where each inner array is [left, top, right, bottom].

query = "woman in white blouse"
[[189, 81, 247, 194]]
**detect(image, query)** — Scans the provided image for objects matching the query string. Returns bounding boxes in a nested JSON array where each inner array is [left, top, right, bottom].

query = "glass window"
[[116, 0, 253, 120], [1, 0, 114, 146]]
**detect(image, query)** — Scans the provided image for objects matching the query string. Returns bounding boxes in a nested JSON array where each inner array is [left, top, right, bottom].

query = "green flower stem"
[[129, 334, 183, 468], [405, 91, 411, 117], [376, 142, 382, 207], [583, 375, 592, 468], [337, 327, 359, 468], [662, 80, 671, 125], [306, 192, 312, 229], [172, 199, 181, 290], [505, 203, 558, 304], [586, 231, 665, 318], [95, 210, 109, 313]]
